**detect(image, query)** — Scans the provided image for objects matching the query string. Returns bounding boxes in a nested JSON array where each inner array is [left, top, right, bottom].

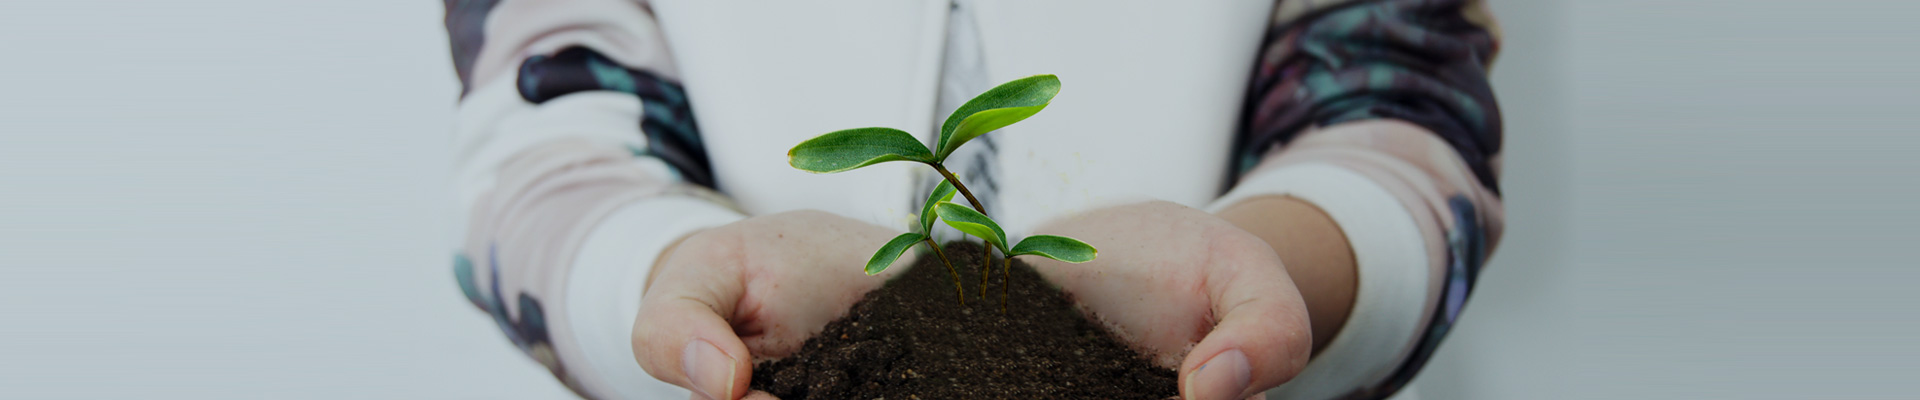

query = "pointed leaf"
[[866, 232, 929, 275], [935, 74, 1060, 160], [789, 127, 934, 173], [1010, 235, 1098, 263], [919, 180, 957, 233], [934, 202, 1008, 253]]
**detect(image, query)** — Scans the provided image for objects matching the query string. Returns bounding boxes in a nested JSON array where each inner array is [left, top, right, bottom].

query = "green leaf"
[[919, 180, 957, 233], [935, 74, 1060, 161], [1010, 235, 1098, 263], [789, 127, 934, 173], [934, 202, 1008, 253], [866, 232, 929, 275]]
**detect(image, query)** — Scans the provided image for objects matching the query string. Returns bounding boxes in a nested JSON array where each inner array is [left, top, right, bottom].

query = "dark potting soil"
[[750, 242, 1178, 399]]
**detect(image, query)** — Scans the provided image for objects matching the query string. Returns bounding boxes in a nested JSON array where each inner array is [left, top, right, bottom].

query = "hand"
[[631, 210, 906, 400], [1026, 201, 1313, 400]]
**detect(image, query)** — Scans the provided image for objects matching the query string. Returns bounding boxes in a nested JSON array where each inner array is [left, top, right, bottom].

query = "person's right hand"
[[631, 210, 907, 400]]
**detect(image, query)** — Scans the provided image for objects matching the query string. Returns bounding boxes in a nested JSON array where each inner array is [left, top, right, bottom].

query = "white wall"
[[0, 2, 577, 398], [1418, 1, 1920, 399], [2, 1, 1913, 399]]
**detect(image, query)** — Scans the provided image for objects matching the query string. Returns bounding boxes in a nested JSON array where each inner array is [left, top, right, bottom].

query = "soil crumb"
[[750, 242, 1177, 399]]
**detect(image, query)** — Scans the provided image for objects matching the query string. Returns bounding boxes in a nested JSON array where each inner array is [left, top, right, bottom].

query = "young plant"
[[932, 202, 1096, 312], [864, 180, 967, 304], [787, 74, 1097, 311]]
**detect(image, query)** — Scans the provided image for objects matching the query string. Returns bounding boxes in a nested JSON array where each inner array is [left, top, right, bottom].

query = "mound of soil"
[[749, 242, 1177, 399]]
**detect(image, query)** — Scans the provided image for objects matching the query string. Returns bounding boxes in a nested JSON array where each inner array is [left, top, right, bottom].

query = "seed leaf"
[[789, 127, 934, 173], [920, 180, 957, 233], [867, 232, 929, 275], [935, 75, 1060, 161], [934, 202, 1008, 253], [1010, 235, 1098, 263]]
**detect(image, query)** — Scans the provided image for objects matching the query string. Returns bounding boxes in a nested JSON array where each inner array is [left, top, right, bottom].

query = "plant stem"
[[980, 249, 994, 301], [930, 163, 995, 299], [930, 163, 988, 216], [1001, 257, 1013, 314], [924, 239, 964, 305]]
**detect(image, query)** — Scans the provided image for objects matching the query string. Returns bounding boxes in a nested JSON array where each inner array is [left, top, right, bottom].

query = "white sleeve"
[[565, 196, 743, 399], [1207, 163, 1435, 400], [452, 78, 742, 398]]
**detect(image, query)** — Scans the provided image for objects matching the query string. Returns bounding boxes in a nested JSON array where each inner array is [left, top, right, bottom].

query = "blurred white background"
[[2, 1, 1915, 398], [1420, 1, 1920, 399]]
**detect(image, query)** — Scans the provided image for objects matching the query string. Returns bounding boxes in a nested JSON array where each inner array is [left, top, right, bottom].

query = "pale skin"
[[635, 200, 1356, 400]]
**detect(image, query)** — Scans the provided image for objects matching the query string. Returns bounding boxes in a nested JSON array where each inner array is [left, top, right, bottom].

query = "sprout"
[[933, 203, 1096, 310], [787, 74, 1097, 311], [864, 180, 967, 304]]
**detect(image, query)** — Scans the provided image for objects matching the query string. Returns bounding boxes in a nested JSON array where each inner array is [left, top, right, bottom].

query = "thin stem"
[[975, 246, 990, 300], [930, 163, 996, 299], [924, 239, 964, 306], [930, 163, 988, 216], [982, 248, 993, 300], [1001, 257, 1013, 314]]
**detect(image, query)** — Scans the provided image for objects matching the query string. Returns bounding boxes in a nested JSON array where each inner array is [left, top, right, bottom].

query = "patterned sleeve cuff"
[[563, 196, 744, 399], [1208, 162, 1436, 399]]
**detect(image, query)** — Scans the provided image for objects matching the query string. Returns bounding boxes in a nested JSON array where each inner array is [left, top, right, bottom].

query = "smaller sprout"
[[865, 233, 929, 276], [865, 181, 967, 303], [934, 202, 1097, 311], [931, 202, 1097, 264]]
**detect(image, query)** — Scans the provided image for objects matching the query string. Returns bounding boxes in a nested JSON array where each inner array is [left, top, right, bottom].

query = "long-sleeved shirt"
[[441, 1, 1504, 398]]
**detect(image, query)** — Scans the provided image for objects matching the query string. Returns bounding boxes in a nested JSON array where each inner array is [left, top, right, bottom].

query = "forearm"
[[1225, 0, 1506, 395], [444, 1, 740, 397], [1216, 196, 1355, 354]]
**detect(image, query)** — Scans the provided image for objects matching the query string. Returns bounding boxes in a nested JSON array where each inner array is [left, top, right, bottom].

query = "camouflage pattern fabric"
[[518, 47, 715, 189], [1240, 0, 1502, 194]]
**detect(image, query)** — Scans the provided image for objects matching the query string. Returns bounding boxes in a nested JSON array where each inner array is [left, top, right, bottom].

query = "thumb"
[[633, 235, 754, 400], [1179, 230, 1313, 400]]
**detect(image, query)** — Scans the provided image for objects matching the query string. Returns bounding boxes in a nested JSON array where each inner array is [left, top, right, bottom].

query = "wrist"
[[1214, 195, 1356, 354]]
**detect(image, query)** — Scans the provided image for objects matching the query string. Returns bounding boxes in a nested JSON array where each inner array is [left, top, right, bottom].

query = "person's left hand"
[[1024, 201, 1313, 400]]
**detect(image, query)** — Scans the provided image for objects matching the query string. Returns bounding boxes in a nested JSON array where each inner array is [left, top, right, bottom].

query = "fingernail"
[[682, 339, 737, 400], [1185, 349, 1252, 400]]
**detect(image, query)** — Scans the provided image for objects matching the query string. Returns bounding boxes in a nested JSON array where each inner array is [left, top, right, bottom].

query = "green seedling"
[[932, 203, 1096, 311], [787, 74, 1097, 311], [864, 180, 967, 304]]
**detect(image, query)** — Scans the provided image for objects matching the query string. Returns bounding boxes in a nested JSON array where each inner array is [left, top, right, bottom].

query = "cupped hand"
[[1026, 201, 1313, 400], [631, 210, 906, 400]]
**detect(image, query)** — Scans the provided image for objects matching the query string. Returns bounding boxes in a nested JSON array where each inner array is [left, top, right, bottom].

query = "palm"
[[1025, 202, 1310, 370], [728, 234, 901, 358], [644, 210, 905, 359], [639, 206, 1307, 400]]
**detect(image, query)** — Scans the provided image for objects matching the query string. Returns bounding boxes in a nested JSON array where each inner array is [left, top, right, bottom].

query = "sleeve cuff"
[[1207, 163, 1434, 399], [563, 196, 744, 399]]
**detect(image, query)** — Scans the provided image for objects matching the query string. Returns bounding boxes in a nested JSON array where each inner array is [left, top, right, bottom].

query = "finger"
[[1179, 227, 1313, 400], [634, 232, 754, 400]]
